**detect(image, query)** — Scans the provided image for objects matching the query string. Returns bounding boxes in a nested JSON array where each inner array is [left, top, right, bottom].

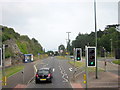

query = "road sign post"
[[73, 48, 76, 80], [104, 49, 107, 72], [22, 68, 24, 84]]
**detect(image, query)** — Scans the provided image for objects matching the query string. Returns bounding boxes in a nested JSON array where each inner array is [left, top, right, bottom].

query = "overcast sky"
[[0, 0, 119, 51]]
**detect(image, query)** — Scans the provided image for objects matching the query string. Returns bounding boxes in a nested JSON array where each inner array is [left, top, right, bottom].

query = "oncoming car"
[[35, 68, 53, 83]]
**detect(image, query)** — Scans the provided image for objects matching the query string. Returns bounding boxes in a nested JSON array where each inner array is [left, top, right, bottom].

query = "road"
[[26, 56, 119, 88], [27, 57, 74, 88]]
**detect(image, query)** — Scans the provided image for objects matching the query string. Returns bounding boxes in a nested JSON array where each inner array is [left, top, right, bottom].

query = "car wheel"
[[35, 79, 39, 84], [49, 79, 52, 83]]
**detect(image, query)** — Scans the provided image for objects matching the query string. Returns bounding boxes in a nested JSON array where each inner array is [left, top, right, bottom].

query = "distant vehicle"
[[70, 56, 74, 59], [23, 54, 33, 63], [35, 68, 53, 83]]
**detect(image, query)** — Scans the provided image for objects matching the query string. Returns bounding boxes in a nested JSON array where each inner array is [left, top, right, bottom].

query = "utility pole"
[[94, 0, 98, 79], [66, 32, 71, 54]]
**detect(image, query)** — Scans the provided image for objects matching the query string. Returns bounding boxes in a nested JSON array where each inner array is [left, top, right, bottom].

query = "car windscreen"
[[38, 69, 49, 75]]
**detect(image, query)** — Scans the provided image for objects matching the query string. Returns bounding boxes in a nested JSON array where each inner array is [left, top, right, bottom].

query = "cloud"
[[1, 0, 118, 51]]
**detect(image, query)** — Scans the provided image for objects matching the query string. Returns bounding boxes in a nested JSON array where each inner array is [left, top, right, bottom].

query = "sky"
[[0, 0, 119, 51]]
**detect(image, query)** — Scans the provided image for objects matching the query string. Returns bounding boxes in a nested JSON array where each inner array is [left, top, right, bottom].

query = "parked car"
[[35, 68, 53, 83]]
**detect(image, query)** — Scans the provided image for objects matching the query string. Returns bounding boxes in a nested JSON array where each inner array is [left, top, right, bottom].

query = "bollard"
[[83, 74, 86, 84], [2, 76, 7, 86]]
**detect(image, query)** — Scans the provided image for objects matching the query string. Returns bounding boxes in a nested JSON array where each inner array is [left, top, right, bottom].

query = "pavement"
[[70, 59, 120, 89], [2, 62, 35, 88]]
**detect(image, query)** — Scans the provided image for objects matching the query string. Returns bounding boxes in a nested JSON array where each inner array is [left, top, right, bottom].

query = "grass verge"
[[0, 65, 24, 80], [68, 61, 104, 72], [112, 60, 120, 65], [56, 56, 71, 60], [5, 65, 24, 78], [34, 54, 48, 61], [68, 61, 85, 68]]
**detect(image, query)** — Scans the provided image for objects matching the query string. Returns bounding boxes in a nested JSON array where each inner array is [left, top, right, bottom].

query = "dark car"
[[35, 68, 53, 83]]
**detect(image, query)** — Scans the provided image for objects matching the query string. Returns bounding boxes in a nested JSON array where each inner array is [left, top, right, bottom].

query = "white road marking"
[[62, 75, 68, 82], [34, 65, 37, 73], [59, 66, 62, 71], [59, 65, 68, 82], [69, 68, 73, 71], [66, 76, 68, 78], [53, 68, 55, 72]]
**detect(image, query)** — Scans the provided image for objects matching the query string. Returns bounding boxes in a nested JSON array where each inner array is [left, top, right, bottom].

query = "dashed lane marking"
[[69, 68, 73, 71], [53, 68, 55, 72]]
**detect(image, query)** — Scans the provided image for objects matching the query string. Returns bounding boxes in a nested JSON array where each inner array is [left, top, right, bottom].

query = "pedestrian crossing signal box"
[[86, 47, 96, 67], [75, 48, 82, 61]]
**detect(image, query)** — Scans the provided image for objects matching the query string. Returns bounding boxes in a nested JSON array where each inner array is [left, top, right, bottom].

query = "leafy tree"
[[71, 24, 120, 56], [1, 25, 44, 58], [46, 51, 54, 56], [58, 44, 66, 56]]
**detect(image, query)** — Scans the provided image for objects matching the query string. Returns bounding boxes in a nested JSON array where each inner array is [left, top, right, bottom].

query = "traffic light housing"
[[75, 48, 82, 61], [87, 47, 96, 67]]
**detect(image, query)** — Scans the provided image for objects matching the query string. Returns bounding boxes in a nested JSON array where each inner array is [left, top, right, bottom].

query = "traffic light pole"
[[94, 0, 98, 79], [2, 44, 6, 85], [73, 48, 76, 80], [85, 46, 88, 90], [104, 49, 107, 72]]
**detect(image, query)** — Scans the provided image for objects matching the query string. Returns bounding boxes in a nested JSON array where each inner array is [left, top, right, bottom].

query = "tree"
[[71, 24, 120, 57], [58, 44, 66, 56]]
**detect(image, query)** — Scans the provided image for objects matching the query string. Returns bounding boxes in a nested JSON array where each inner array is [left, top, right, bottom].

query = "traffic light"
[[75, 48, 82, 61], [87, 47, 96, 67], [115, 48, 120, 59]]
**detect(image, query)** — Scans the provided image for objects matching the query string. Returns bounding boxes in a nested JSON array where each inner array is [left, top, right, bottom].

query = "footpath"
[[71, 66, 119, 90], [2, 61, 36, 88]]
